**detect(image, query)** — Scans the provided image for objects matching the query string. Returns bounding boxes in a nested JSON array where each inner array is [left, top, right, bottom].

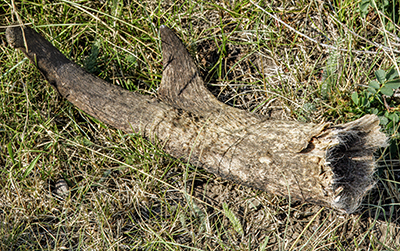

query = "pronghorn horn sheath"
[[6, 25, 388, 213]]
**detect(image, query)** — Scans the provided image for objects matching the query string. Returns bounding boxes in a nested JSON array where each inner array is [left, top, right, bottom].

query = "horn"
[[6, 25, 387, 213]]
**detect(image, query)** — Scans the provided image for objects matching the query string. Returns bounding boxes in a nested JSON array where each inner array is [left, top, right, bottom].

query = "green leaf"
[[387, 120, 394, 129], [385, 79, 400, 89], [7, 142, 15, 165], [260, 236, 270, 251], [351, 92, 359, 105], [385, 68, 399, 80], [379, 116, 389, 126], [369, 80, 380, 89], [375, 70, 386, 84], [24, 154, 42, 179], [370, 108, 379, 114], [384, 110, 390, 117], [393, 114, 399, 123], [359, 0, 371, 18], [380, 86, 394, 96], [360, 96, 366, 106], [367, 87, 376, 94], [388, 113, 399, 123]]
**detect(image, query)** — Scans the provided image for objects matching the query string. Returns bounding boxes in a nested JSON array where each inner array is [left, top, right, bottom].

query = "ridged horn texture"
[[6, 25, 388, 213]]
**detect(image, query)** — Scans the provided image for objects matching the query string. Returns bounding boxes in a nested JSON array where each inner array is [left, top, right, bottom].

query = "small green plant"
[[222, 202, 244, 236], [321, 48, 340, 100], [83, 39, 101, 74], [351, 68, 400, 138]]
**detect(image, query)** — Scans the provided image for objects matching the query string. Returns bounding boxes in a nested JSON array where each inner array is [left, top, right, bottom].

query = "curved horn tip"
[[6, 26, 22, 48]]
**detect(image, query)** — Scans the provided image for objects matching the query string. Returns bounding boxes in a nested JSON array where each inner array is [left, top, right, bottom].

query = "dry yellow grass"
[[1, 0, 399, 250]]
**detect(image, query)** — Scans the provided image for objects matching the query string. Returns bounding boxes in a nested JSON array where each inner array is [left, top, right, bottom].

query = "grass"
[[1, 0, 400, 250]]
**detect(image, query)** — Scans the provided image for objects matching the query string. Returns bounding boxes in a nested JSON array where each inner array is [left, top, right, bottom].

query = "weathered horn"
[[6, 25, 388, 213]]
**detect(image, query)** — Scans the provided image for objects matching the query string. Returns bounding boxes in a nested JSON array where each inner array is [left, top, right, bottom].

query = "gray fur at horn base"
[[322, 115, 387, 213]]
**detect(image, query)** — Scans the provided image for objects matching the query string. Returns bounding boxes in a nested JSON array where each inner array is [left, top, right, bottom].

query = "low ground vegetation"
[[1, 0, 400, 250]]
